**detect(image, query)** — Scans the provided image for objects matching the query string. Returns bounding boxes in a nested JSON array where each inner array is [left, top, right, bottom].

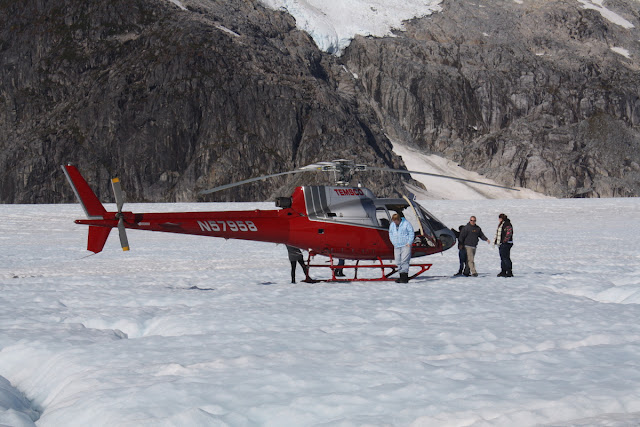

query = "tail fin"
[[88, 226, 112, 254], [63, 165, 113, 254], [62, 164, 107, 219]]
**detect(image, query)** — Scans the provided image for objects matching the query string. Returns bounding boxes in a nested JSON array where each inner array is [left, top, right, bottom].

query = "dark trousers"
[[458, 248, 467, 273], [291, 260, 307, 282], [499, 243, 513, 272]]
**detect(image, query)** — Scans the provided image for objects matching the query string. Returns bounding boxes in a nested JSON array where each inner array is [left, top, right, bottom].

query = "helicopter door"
[[402, 195, 441, 247], [403, 196, 457, 250], [402, 195, 426, 237]]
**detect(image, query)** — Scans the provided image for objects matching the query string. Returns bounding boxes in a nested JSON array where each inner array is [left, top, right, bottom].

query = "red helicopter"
[[62, 160, 516, 281]]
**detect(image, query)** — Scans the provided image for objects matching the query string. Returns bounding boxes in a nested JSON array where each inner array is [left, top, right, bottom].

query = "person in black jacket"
[[494, 213, 514, 277], [286, 245, 309, 283], [451, 225, 468, 276], [458, 216, 490, 277]]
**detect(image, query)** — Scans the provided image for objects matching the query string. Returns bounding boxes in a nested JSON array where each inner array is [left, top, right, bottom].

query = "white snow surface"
[[392, 143, 550, 200], [577, 0, 635, 29], [2, 195, 640, 425], [166, 0, 187, 11], [611, 46, 632, 58], [258, 0, 442, 54]]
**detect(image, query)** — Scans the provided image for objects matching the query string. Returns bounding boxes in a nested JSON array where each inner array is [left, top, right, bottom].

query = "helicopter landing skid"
[[305, 256, 432, 282]]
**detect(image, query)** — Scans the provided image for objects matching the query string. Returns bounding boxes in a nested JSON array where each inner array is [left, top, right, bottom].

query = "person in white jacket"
[[389, 213, 415, 283]]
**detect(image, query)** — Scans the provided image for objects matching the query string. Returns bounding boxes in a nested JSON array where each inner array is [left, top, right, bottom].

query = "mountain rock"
[[0, 0, 407, 203], [342, 0, 640, 197], [2, 0, 639, 203]]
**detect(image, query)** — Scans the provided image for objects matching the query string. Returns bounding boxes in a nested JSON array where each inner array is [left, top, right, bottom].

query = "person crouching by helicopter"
[[494, 213, 514, 277], [459, 216, 490, 277], [286, 245, 309, 283], [334, 258, 346, 277], [389, 213, 415, 283]]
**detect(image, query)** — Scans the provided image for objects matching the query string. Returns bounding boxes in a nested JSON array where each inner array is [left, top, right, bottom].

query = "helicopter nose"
[[437, 229, 456, 251]]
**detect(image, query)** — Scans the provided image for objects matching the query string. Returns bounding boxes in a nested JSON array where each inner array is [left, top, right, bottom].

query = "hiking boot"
[[395, 273, 409, 283], [506, 270, 513, 277], [472, 273, 478, 277], [497, 270, 506, 277], [454, 271, 463, 276]]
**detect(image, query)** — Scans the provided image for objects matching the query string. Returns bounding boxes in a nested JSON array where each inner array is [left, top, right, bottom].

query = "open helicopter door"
[[402, 195, 456, 251], [402, 195, 426, 237], [400, 195, 435, 248]]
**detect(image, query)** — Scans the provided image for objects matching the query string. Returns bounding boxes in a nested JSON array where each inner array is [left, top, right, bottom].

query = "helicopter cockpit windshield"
[[374, 196, 456, 251]]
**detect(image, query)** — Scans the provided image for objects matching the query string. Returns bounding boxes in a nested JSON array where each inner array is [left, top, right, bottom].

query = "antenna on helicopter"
[[198, 159, 519, 195]]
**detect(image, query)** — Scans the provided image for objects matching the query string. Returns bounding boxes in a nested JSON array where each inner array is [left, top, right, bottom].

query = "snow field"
[[1, 198, 640, 426]]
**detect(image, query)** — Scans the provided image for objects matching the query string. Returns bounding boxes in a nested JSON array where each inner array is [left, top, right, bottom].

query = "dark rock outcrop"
[[0, 0, 407, 203], [342, 0, 640, 197], [3, 0, 640, 202]]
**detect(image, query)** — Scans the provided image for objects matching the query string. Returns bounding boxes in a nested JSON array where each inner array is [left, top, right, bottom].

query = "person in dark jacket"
[[286, 245, 309, 283], [451, 225, 468, 276], [458, 216, 490, 277], [494, 213, 514, 277]]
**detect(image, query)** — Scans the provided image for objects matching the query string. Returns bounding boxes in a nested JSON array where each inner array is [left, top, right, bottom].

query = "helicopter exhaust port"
[[275, 197, 292, 208]]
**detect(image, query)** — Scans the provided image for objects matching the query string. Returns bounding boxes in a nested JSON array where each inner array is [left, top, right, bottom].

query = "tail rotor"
[[111, 178, 130, 251]]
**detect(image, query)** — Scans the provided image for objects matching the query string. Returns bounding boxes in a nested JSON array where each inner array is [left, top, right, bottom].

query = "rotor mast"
[[313, 159, 367, 186]]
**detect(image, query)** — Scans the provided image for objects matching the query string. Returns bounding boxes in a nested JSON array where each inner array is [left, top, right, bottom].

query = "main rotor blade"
[[111, 178, 125, 212], [198, 170, 309, 195], [365, 167, 520, 191], [117, 217, 130, 251]]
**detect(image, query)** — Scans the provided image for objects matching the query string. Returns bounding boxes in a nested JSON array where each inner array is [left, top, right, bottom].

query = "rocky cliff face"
[[342, 0, 640, 197], [0, 0, 407, 203], [2, 0, 639, 203]]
